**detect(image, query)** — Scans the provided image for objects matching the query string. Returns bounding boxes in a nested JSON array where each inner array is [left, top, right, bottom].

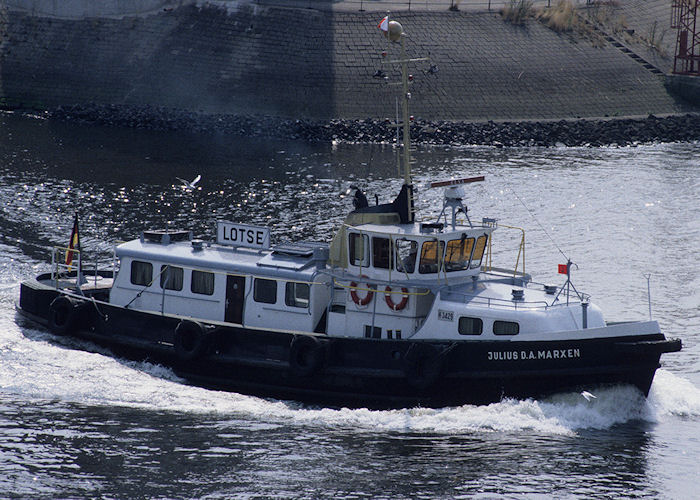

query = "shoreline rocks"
[[17, 103, 700, 146]]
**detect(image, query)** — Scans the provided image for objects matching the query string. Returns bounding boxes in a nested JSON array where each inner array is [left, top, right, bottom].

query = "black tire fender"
[[48, 296, 78, 335], [402, 343, 444, 390], [289, 335, 325, 377], [174, 320, 209, 361]]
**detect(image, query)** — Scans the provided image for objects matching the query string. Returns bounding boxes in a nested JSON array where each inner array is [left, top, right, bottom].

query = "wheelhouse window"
[[254, 278, 277, 304], [458, 316, 483, 335], [471, 234, 488, 269], [285, 282, 310, 308], [419, 240, 445, 274], [493, 320, 519, 336], [395, 238, 417, 273], [160, 265, 184, 291], [372, 237, 392, 269], [445, 236, 475, 272], [349, 233, 369, 267], [191, 270, 215, 296], [130, 261, 153, 286]]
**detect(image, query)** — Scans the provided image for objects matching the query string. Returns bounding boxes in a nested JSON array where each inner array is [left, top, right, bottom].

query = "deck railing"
[[51, 246, 82, 289], [441, 287, 584, 311], [51, 246, 118, 291]]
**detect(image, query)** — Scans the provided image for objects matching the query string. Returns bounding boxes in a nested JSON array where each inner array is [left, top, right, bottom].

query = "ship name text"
[[487, 348, 581, 361]]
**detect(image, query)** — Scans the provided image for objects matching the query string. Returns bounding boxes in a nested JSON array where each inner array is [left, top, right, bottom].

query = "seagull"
[[176, 174, 201, 190], [581, 391, 597, 402]]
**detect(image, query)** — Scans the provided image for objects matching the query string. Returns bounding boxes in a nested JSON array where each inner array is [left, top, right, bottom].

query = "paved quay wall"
[[0, 0, 697, 133]]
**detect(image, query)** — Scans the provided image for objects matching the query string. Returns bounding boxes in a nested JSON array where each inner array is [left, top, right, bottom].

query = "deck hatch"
[[272, 242, 317, 257], [141, 230, 192, 245]]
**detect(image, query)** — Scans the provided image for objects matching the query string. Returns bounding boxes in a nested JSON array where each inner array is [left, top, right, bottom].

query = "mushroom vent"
[[511, 289, 524, 301]]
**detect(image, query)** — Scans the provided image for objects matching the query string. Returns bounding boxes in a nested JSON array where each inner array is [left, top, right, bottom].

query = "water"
[[1, 111, 699, 498]]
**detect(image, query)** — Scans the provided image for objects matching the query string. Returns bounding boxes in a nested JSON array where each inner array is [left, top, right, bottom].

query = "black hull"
[[18, 281, 682, 409]]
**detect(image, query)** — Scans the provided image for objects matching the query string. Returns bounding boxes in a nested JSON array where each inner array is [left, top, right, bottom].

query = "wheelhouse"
[[343, 222, 493, 282]]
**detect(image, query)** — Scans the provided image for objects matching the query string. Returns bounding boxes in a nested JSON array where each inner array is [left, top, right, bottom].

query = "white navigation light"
[[384, 20, 404, 42]]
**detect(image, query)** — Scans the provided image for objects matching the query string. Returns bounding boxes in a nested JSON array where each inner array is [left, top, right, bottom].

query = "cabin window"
[[130, 261, 153, 286], [160, 265, 184, 291], [349, 233, 369, 267], [395, 238, 417, 273], [191, 270, 215, 295], [419, 240, 445, 274], [372, 237, 392, 269], [458, 316, 483, 335], [285, 282, 310, 308], [254, 278, 277, 304], [445, 236, 475, 272], [493, 320, 519, 336], [470, 235, 488, 269]]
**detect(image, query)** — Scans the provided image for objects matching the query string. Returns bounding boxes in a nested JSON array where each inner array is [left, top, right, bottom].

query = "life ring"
[[48, 296, 78, 335], [174, 320, 209, 361], [289, 335, 325, 377], [384, 286, 409, 311], [350, 276, 374, 306], [402, 343, 444, 390]]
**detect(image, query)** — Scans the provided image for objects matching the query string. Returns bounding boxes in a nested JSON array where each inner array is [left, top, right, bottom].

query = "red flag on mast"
[[66, 213, 80, 267], [558, 264, 568, 275]]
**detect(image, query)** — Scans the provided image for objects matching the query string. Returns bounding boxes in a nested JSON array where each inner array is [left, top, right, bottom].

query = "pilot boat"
[[17, 17, 681, 408]]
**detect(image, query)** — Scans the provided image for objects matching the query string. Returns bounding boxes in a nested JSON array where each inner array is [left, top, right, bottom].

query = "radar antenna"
[[430, 176, 485, 229]]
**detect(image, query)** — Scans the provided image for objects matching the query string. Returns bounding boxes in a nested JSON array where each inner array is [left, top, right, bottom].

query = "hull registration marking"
[[438, 310, 454, 321]]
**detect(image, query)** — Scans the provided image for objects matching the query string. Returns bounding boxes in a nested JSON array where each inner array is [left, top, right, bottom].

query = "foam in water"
[[647, 369, 700, 419]]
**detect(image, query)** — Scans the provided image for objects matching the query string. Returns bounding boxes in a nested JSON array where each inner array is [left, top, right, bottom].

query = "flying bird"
[[176, 174, 201, 190], [581, 391, 597, 402]]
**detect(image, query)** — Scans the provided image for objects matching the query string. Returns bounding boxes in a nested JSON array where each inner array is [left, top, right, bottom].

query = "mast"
[[400, 35, 411, 185], [380, 14, 428, 222]]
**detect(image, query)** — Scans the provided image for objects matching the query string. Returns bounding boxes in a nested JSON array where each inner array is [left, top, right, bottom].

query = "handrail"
[[51, 246, 82, 290], [454, 215, 525, 278], [441, 289, 552, 310], [497, 224, 526, 277]]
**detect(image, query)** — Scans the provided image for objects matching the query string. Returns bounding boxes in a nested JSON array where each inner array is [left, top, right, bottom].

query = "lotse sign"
[[217, 222, 270, 249]]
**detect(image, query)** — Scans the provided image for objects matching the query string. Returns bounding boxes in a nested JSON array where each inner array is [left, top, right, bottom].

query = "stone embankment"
[[2, 0, 699, 145], [49, 103, 700, 146]]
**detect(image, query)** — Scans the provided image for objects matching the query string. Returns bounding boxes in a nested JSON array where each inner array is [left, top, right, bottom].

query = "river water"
[[1, 111, 699, 498]]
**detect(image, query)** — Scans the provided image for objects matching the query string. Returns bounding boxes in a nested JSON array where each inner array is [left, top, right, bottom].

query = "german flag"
[[66, 213, 80, 267]]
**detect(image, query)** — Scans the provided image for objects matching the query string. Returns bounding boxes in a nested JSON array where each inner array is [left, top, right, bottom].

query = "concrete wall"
[[4, 0, 191, 19], [0, 1, 695, 121], [666, 75, 700, 106]]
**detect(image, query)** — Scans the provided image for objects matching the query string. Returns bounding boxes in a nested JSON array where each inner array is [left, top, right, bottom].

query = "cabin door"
[[225, 275, 245, 324]]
